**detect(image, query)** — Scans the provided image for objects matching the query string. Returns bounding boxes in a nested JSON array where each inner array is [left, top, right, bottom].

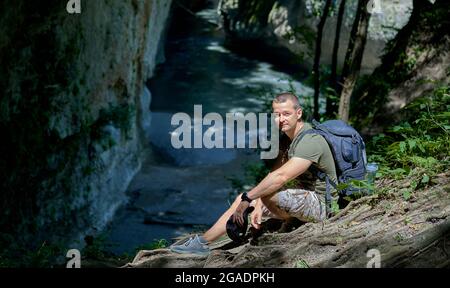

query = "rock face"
[[0, 0, 172, 245], [352, 0, 449, 133], [218, 0, 413, 74]]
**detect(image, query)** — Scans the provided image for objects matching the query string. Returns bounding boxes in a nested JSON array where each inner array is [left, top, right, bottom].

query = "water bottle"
[[366, 162, 379, 195]]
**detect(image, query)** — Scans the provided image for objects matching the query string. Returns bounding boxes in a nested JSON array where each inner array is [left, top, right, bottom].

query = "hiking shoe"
[[169, 235, 210, 256]]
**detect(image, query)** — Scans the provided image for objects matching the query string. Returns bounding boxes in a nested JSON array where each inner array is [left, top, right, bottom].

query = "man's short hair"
[[273, 92, 301, 109]]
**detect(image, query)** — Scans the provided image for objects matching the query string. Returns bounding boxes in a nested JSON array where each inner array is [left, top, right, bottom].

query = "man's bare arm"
[[247, 157, 312, 200]]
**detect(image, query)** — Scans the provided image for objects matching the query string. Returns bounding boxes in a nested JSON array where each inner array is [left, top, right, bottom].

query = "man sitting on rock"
[[170, 92, 337, 255]]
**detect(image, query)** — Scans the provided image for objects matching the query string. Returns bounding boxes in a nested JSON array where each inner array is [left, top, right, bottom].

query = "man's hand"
[[250, 205, 263, 229], [231, 200, 250, 226]]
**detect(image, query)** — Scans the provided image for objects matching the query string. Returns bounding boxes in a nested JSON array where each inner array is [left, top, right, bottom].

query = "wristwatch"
[[241, 192, 253, 203]]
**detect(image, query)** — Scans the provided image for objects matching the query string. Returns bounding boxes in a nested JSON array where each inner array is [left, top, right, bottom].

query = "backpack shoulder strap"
[[295, 123, 318, 143], [296, 129, 313, 143]]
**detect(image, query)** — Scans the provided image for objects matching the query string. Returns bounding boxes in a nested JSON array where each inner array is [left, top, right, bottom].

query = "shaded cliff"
[[351, 0, 450, 133], [0, 0, 172, 246], [218, 0, 412, 74]]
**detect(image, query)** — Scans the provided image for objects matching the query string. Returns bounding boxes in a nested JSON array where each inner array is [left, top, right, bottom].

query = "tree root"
[[126, 174, 450, 268]]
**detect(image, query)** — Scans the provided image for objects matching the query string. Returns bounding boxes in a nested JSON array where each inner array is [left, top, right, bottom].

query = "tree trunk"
[[338, 0, 371, 122], [327, 0, 347, 117], [313, 0, 333, 120], [350, 0, 446, 134]]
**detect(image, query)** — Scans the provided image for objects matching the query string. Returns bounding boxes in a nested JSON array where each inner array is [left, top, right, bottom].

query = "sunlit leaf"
[[390, 168, 407, 175], [408, 139, 417, 150], [410, 180, 418, 190], [336, 183, 349, 191], [403, 190, 411, 201], [417, 142, 426, 153], [399, 142, 406, 153], [421, 174, 430, 184]]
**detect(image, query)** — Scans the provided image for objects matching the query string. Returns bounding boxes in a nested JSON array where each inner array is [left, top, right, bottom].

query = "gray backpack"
[[298, 120, 367, 217]]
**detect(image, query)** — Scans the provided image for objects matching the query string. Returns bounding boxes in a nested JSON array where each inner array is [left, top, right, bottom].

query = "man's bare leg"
[[202, 193, 243, 243]]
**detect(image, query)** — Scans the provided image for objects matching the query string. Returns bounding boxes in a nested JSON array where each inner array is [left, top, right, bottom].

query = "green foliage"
[[350, 73, 392, 129], [282, 25, 315, 62], [294, 258, 310, 268], [366, 85, 450, 186], [0, 234, 65, 268], [394, 233, 405, 243], [336, 179, 373, 195], [64, 234, 126, 264], [246, 162, 271, 184], [24, 242, 63, 268], [421, 2, 450, 39], [387, 51, 417, 82], [305, 0, 336, 18], [82, 234, 111, 260], [402, 189, 412, 201], [331, 199, 340, 214], [303, 64, 338, 120], [335, 178, 374, 203]]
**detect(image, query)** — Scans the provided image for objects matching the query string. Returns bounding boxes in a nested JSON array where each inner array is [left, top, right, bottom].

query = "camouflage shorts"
[[262, 189, 325, 222]]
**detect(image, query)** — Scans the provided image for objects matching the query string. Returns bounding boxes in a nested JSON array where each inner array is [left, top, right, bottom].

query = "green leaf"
[[295, 259, 310, 268], [417, 142, 426, 153], [421, 174, 430, 184], [403, 190, 411, 201], [392, 126, 402, 132], [331, 200, 340, 214], [399, 142, 406, 153], [408, 139, 417, 150], [435, 111, 450, 119], [336, 183, 349, 191], [390, 168, 407, 175], [410, 180, 418, 190], [349, 179, 370, 189]]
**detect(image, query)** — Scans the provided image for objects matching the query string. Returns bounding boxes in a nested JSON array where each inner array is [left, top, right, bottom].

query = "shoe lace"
[[184, 236, 195, 247]]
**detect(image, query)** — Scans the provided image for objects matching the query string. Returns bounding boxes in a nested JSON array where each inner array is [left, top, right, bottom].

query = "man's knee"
[[261, 194, 280, 213], [261, 193, 291, 219], [261, 194, 277, 207]]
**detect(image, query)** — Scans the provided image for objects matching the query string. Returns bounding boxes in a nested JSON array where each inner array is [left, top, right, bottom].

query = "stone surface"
[[127, 171, 450, 268], [218, 0, 413, 74], [0, 0, 172, 244]]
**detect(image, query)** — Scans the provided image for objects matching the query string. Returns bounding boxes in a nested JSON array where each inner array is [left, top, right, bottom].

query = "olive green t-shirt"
[[285, 122, 337, 200]]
